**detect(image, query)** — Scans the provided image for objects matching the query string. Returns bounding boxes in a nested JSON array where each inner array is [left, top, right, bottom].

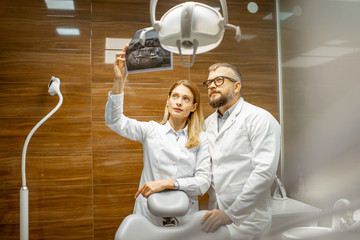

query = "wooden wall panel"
[[92, 83, 170, 117], [0, 222, 18, 240], [0, 118, 91, 153], [0, 49, 90, 84], [0, 188, 20, 223], [0, 0, 91, 20], [0, 185, 93, 222], [93, 150, 143, 184], [0, 83, 91, 118], [0, 153, 20, 189], [0, 152, 92, 188], [94, 218, 124, 240], [0, 18, 90, 50], [93, 184, 138, 218], [0, 0, 278, 238], [0, 220, 94, 240], [92, 118, 143, 151], [26, 152, 92, 187], [29, 186, 93, 222], [29, 220, 94, 240]]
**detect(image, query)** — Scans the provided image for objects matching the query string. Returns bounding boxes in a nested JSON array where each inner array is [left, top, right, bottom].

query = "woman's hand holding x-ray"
[[112, 44, 129, 94], [134, 179, 175, 198]]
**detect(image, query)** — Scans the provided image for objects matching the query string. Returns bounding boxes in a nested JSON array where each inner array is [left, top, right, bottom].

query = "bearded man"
[[200, 63, 281, 240]]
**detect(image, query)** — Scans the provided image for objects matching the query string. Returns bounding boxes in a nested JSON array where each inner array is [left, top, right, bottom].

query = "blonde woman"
[[105, 46, 211, 226]]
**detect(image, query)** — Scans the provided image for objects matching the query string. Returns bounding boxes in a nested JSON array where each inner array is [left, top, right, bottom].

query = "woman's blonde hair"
[[160, 80, 204, 148]]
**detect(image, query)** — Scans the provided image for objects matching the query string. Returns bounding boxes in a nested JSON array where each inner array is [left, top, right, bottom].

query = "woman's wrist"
[[112, 78, 125, 94]]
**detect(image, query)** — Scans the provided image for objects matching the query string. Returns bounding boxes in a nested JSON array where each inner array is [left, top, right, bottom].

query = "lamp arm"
[[150, 0, 159, 27], [21, 91, 63, 187], [226, 23, 241, 42], [20, 91, 63, 240], [219, 0, 228, 24]]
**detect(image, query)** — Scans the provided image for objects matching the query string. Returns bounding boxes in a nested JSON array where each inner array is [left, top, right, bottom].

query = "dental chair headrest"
[[147, 190, 190, 217]]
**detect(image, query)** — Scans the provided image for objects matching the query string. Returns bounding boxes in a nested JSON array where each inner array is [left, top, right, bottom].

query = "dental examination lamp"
[[140, 0, 241, 67], [20, 77, 63, 240]]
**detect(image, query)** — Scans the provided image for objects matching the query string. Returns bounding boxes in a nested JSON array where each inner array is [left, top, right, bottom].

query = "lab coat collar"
[[208, 97, 245, 136], [217, 96, 239, 119], [164, 121, 188, 137], [218, 97, 244, 135]]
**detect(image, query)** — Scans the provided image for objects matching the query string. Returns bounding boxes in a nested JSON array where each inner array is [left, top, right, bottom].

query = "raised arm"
[[112, 44, 129, 94], [105, 44, 150, 143]]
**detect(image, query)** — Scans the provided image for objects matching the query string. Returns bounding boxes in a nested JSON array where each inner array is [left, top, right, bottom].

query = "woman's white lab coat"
[[205, 97, 281, 240], [105, 92, 211, 226]]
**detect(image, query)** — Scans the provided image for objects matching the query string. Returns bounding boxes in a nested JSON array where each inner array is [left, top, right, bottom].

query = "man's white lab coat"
[[205, 97, 281, 240]]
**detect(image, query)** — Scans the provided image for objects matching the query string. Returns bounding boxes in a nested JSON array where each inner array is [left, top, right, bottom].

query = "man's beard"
[[209, 90, 234, 108]]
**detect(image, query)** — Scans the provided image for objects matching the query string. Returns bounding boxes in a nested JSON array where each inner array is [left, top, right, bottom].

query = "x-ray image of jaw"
[[125, 29, 172, 73]]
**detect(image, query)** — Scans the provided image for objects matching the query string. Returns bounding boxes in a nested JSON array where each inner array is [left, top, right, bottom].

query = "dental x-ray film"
[[125, 28, 173, 74]]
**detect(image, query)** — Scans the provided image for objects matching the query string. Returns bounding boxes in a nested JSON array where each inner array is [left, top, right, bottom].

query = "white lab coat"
[[205, 97, 281, 240], [105, 92, 211, 226]]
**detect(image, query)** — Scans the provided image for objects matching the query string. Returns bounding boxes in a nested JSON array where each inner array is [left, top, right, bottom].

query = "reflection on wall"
[[279, 0, 360, 210]]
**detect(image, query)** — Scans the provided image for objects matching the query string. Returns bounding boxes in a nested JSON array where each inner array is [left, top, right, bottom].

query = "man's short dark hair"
[[209, 63, 242, 83]]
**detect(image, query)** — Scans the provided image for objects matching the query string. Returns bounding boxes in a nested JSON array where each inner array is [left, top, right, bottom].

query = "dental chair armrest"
[[148, 190, 190, 217]]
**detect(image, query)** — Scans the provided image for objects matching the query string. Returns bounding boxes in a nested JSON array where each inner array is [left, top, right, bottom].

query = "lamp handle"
[[176, 39, 198, 67], [226, 23, 241, 42]]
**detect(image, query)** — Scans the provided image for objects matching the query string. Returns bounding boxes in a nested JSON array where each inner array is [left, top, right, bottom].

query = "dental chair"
[[114, 190, 230, 240]]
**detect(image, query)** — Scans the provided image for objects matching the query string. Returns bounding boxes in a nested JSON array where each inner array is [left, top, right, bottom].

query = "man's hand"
[[134, 179, 174, 198], [201, 209, 232, 232]]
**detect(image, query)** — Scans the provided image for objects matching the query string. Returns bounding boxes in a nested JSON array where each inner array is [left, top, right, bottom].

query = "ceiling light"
[[56, 27, 80, 36], [280, 12, 294, 20], [105, 38, 132, 50], [263, 13, 272, 20], [241, 35, 256, 40], [263, 12, 294, 21], [247, 2, 259, 14], [105, 50, 121, 64], [212, 7, 221, 11], [45, 0, 75, 10], [303, 46, 355, 57], [283, 56, 335, 68], [104, 38, 132, 64], [326, 40, 349, 45]]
